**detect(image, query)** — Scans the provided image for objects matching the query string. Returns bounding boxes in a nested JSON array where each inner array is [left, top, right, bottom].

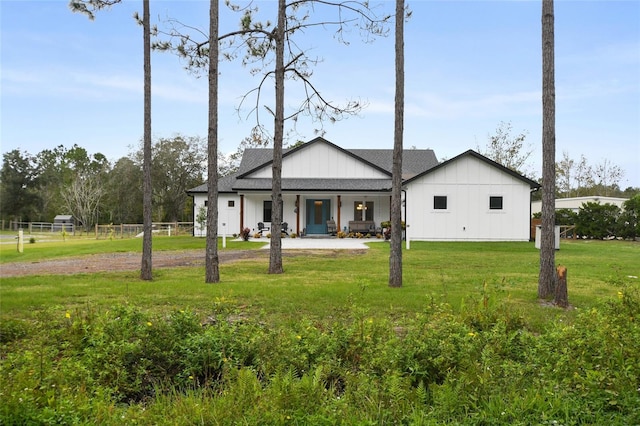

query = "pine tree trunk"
[[538, 0, 556, 299], [269, 0, 285, 274], [389, 0, 404, 288], [140, 0, 153, 281], [205, 0, 220, 283]]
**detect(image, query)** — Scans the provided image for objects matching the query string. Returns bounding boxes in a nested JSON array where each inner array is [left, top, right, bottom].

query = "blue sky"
[[2, 0, 639, 187]]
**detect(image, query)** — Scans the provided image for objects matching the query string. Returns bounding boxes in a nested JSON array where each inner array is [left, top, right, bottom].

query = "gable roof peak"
[[404, 149, 540, 188]]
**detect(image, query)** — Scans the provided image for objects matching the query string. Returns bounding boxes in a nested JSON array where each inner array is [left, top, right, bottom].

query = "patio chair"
[[258, 222, 270, 235], [327, 219, 337, 235], [281, 222, 289, 236]]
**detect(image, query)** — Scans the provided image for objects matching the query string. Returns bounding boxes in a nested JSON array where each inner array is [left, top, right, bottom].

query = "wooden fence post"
[[555, 265, 569, 308]]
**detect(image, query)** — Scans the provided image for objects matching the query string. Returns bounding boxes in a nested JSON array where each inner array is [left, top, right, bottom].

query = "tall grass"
[[1, 239, 638, 424]]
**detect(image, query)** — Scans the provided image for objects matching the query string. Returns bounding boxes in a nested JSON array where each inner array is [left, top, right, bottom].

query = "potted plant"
[[239, 227, 251, 241], [381, 220, 406, 240]]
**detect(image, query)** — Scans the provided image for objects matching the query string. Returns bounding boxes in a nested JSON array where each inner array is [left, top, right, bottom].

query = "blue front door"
[[306, 199, 331, 234]]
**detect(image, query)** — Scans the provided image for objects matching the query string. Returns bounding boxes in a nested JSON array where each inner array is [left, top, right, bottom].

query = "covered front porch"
[[240, 192, 393, 237]]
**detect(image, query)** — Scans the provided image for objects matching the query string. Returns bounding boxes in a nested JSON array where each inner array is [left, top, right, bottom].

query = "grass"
[[0, 234, 261, 263], [2, 238, 638, 330], [1, 238, 639, 424]]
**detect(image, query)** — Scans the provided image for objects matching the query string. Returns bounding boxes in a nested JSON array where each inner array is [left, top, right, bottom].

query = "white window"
[[354, 201, 374, 221]]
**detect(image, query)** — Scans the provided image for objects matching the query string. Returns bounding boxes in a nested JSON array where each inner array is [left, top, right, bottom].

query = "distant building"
[[531, 196, 628, 215], [53, 215, 75, 232]]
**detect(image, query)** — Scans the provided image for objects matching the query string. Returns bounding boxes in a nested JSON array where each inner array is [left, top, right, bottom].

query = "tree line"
[[477, 121, 637, 200], [0, 136, 219, 230], [3, 126, 637, 232]]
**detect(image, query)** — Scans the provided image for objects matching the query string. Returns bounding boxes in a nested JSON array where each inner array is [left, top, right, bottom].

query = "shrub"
[[380, 220, 406, 230], [555, 208, 578, 225], [576, 202, 621, 239], [239, 228, 251, 241], [2, 284, 639, 424], [618, 194, 640, 239], [0, 318, 29, 344]]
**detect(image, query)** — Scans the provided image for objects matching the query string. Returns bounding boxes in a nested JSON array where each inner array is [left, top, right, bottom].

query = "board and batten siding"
[[192, 193, 240, 237], [249, 142, 389, 179], [406, 155, 532, 241]]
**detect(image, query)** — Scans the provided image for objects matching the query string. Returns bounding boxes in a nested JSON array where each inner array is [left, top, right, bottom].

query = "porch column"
[[240, 194, 245, 233], [296, 194, 300, 235], [337, 195, 342, 232]]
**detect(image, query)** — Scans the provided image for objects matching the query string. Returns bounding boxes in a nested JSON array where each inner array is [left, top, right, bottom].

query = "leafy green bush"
[[0, 318, 29, 344], [618, 194, 640, 239], [2, 284, 639, 424], [555, 207, 578, 225], [576, 202, 621, 239]]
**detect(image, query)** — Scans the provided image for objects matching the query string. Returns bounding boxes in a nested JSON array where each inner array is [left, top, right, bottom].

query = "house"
[[531, 196, 628, 215], [187, 137, 540, 241]]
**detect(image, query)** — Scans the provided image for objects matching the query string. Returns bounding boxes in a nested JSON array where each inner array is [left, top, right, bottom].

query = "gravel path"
[[0, 249, 269, 277], [0, 248, 367, 278]]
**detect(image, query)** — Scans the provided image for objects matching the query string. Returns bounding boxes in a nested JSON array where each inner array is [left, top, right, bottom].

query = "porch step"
[[302, 234, 335, 239]]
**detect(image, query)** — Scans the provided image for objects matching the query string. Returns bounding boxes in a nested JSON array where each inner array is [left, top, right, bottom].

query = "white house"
[[187, 137, 540, 241], [531, 196, 628, 215]]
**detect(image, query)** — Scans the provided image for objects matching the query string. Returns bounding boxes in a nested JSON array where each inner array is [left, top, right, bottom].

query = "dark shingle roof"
[[236, 149, 279, 176], [186, 174, 237, 194], [187, 137, 441, 194], [349, 148, 438, 179]]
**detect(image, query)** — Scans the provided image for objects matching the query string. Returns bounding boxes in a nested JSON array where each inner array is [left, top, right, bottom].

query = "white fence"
[[95, 222, 194, 239], [5, 221, 194, 239], [8, 221, 75, 234]]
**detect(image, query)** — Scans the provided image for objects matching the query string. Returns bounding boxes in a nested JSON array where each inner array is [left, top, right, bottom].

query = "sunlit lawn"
[[2, 237, 638, 330], [0, 234, 255, 263]]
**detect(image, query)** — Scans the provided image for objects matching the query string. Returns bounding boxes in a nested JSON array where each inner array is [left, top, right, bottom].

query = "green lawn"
[[0, 234, 258, 263], [2, 238, 638, 329]]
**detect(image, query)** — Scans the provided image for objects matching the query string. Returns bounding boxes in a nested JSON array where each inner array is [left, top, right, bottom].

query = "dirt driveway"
[[0, 248, 366, 278], [0, 250, 269, 278]]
